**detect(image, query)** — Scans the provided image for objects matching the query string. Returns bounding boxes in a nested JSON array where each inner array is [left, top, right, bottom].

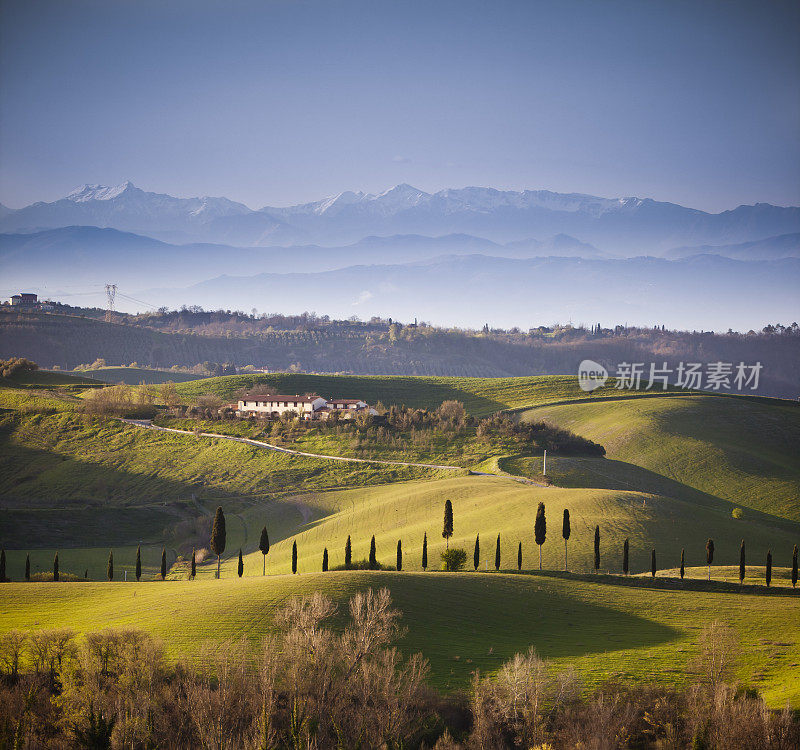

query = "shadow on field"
[[325, 571, 681, 689], [513, 569, 800, 598], [541, 456, 800, 535]]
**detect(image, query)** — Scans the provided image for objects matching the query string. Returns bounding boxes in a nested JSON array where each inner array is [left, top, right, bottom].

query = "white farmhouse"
[[237, 393, 378, 420], [238, 394, 327, 418]]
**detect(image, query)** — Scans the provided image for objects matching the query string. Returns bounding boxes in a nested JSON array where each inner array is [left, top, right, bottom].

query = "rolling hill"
[[1, 372, 798, 705], [1, 572, 798, 706], [518, 395, 800, 523]]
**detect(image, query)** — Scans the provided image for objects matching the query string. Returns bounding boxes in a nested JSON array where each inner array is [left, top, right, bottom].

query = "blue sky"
[[1, 0, 798, 211]]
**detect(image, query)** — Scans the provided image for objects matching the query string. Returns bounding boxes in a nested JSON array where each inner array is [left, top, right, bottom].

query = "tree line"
[[4, 502, 796, 587]]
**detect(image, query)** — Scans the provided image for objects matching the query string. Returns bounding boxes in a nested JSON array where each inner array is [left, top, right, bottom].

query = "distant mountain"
[[0, 226, 601, 293], [0, 181, 264, 245], [2, 182, 798, 252], [141, 253, 800, 332], [666, 233, 800, 261]]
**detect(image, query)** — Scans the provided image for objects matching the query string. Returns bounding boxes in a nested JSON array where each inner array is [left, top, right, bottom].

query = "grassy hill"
[[1, 572, 798, 706], [196, 473, 799, 584], [2, 374, 799, 703], [174, 372, 695, 415], [517, 395, 800, 523]]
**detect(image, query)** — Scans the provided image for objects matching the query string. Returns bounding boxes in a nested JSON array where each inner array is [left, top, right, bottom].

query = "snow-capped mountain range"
[[2, 181, 799, 251]]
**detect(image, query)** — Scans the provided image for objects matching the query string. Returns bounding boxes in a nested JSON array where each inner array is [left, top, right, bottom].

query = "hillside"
[[173, 372, 654, 414], [1, 572, 798, 706], [1, 373, 799, 705], [518, 395, 800, 523], [216, 473, 800, 579], [3, 309, 799, 397]]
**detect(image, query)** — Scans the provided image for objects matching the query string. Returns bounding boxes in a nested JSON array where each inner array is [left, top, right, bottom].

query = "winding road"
[[121, 419, 549, 487]]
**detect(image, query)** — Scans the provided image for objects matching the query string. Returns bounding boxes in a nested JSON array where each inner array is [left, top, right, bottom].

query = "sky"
[[1, 0, 798, 212]]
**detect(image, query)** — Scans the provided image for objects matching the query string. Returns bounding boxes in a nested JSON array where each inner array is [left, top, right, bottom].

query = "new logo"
[[578, 359, 608, 392]]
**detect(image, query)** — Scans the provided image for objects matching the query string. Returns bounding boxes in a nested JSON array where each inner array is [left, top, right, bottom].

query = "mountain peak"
[[65, 181, 136, 202]]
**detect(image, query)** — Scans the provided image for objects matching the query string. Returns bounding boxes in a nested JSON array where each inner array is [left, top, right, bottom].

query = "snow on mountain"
[[2, 182, 798, 251], [66, 181, 136, 202]]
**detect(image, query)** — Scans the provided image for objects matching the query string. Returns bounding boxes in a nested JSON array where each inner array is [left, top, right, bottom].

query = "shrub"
[[441, 548, 468, 571], [0, 357, 38, 379], [331, 558, 385, 571], [731, 507, 744, 519]]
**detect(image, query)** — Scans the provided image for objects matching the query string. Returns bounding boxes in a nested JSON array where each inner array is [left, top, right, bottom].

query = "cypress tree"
[[53, 552, 59, 582], [765, 549, 772, 587], [705, 538, 714, 581], [442, 499, 454, 549], [422, 532, 428, 571], [322, 547, 328, 572], [369, 535, 378, 569], [135, 545, 142, 582], [191, 548, 196, 579], [623, 538, 629, 575], [0, 548, 5, 582], [562, 509, 570, 572], [161, 548, 167, 580], [397, 539, 402, 571], [792, 545, 798, 588], [292, 541, 298, 574], [495, 534, 501, 571], [210, 506, 227, 579], [517, 542, 522, 571], [259, 526, 270, 576], [534, 502, 546, 570], [25, 553, 30, 582], [107, 550, 114, 581], [594, 526, 600, 572], [680, 548, 685, 580], [345, 535, 352, 570], [473, 534, 480, 571], [739, 540, 745, 585], [237, 549, 244, 578], [651, 548, 656, 578]]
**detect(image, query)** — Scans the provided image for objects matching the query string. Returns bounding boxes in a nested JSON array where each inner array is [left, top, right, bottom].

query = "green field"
[[1, 371, 798, 704], [518, 395, 800, 523], [173, 372, 699, 415], [1, 572, 798, 706]]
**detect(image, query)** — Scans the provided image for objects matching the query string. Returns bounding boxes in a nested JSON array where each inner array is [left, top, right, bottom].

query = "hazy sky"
[[1, 0, 798, 211]]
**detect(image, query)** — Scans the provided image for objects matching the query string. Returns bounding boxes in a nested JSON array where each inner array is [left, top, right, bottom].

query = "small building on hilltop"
[[10, 293, 38, 306], [237, 393, 377, 419]]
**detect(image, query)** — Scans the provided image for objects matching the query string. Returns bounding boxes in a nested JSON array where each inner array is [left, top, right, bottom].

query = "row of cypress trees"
[[2, 502, 797, 584], [0, 545, 171, 582]]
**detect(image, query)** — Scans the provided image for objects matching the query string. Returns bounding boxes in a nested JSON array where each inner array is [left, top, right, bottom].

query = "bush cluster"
[[0, 357, 38, 379]]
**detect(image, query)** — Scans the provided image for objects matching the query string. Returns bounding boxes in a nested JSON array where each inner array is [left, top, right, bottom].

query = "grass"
[[1, 571, 798, 706], [152, 415, 526, 468], [518, 395, 800, 523], [2, 375, 798, 704], [212, 473, 800, 580], [174, 373, 697, 416]]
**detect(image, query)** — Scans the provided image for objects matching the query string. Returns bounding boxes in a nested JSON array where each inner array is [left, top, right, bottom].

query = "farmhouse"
[[237, 393, 377, 419]]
